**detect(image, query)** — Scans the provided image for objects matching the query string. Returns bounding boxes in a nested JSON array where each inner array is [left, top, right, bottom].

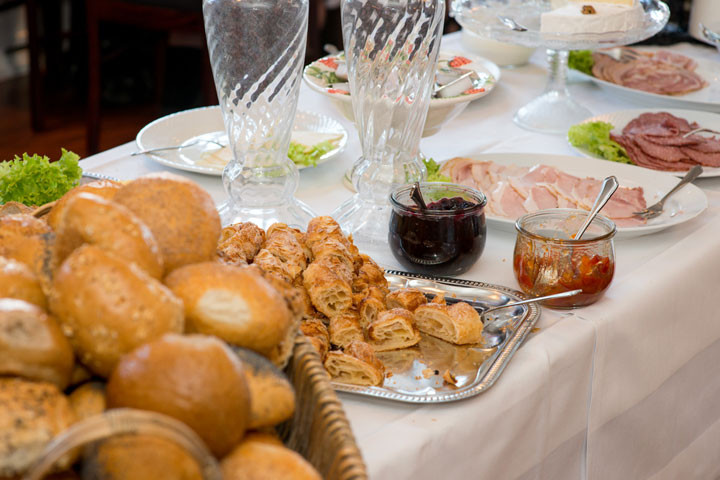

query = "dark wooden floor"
[[0, 75, 159, 161]]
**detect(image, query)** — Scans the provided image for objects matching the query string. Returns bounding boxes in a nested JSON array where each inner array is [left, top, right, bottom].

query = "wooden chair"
[[85, 0, 207, 154]]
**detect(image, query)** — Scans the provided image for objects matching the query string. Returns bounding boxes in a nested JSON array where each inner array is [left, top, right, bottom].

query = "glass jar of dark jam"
[[389, 183, 487, 276]]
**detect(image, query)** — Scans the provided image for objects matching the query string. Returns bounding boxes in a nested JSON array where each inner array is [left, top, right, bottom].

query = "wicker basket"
[[281, 336, 368, 480]]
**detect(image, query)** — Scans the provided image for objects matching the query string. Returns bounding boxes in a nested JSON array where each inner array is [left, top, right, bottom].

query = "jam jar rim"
[[514, 208, 617, 245], [390, 182, 487, 217]]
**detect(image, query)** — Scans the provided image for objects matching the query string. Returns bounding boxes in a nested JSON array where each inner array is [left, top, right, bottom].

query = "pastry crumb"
[[422, 368, 434, 379], [531, 327, 540, 334], [386, 372, 393, 378], [443, 370, 458, 386]]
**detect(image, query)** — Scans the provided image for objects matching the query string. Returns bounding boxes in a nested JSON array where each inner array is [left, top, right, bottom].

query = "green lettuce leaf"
[[423, 158, 452, 182], [0, 149, 82, 205], [288, 140, 336, 167], [569, 50, 594, 75], [568, 122, 632, 165]]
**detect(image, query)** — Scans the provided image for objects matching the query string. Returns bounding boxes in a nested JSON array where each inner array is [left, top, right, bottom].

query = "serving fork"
[[632, 165, 703, 220], [683, 127, 720, 138], [595, 48, 641, 64]]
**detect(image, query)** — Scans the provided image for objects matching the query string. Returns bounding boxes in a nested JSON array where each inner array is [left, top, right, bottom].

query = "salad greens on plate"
[[424, 158, 452, 182], [567, 122, 632, 165], [569, 50, 594, 76], [0, 149, 82, 206], [288, 140, 337, 168]]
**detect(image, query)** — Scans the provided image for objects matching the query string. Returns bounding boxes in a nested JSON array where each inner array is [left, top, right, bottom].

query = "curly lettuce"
[[569, 50, 594, 75], [568, 122, 632, 165], [0, 149, 82, 205], [288, 140, 336, 167]]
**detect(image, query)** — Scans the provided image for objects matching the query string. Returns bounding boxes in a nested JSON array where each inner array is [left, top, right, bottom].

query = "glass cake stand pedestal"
[[451, 0, 669, 134]]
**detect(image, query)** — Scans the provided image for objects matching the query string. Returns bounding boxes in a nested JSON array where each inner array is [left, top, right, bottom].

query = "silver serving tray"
[[331, 270, 540, 403]]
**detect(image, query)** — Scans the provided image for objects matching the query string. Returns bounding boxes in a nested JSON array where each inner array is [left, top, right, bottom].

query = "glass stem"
[[544, 49, 570, 97]]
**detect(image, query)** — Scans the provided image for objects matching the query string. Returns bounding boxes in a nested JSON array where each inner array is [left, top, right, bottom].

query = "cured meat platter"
[[440, 152, 708, 239], [330, 270, 540, 404], [570, 109, 720, 178]]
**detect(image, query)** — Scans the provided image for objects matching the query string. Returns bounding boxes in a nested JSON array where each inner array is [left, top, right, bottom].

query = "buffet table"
[[80, 33, 720, 480]]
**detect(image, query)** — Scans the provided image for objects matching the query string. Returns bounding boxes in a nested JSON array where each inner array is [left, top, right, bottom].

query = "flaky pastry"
[[324, 340, 385, 386], [367, 308, 421, 352], [329, 311, 364, 348], [414, 301, 483, 345]]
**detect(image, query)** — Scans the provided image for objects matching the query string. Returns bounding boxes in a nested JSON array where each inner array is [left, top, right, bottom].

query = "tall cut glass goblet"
[[203, 0, 316, 229], [332, 0, 445, 253]]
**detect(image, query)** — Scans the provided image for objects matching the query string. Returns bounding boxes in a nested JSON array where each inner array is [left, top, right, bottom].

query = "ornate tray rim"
[[331, 270, 540, 404]]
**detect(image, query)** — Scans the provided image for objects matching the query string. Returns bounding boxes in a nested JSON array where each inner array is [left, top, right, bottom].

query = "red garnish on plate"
[[463, 87, 486, 95], [327, 88, 350, 95], [318, 57, 338, 69], [449, 56, 472, 68]]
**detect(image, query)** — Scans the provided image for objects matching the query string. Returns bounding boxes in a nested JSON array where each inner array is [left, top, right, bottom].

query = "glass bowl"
[[513, 209, 616, 309], [389, 183, 487, 276]]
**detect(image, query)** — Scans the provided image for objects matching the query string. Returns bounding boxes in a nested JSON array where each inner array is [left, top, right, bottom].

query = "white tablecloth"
[[80, 33, 720, 479]]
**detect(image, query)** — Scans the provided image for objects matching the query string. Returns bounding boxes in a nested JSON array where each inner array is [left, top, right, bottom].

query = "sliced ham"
[[442, 158, 648, 226]]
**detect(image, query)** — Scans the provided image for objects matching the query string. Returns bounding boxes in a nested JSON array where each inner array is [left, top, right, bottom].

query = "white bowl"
[[461, 29, 536, 68], [303, 51, 501, 137]]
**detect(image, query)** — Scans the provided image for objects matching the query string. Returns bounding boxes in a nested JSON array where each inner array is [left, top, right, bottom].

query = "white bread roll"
[[112, 173, 221, 273], [53, 192, 163, 278], [49, 245, 184, 377], [106, 334, 251, 457], [68, 381, 106, 422], [165, 262, 292, 358], [0, 298, 74, 389]]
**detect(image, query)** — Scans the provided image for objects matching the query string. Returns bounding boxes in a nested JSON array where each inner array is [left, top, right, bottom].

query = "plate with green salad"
[[135, 106, 347, 176], [567, 108, 720, 178]]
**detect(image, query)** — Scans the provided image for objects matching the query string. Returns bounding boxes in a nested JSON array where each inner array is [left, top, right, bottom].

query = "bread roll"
[[46, 179, 122, 230], [0, 214, 54, 279], [53, 192, 163, 278], [82, 434, 203, 480], [232, 347, 296, 429], [0, 299, 74, 389], [0, 256, 46, 308], [68, 381, 106, 422], [106, 334, 251, 457], [112, 173, 221, 273], [165, 262, 292, 357], [49, 245, 184, 376], [221, 436, 322, 480], [0, 378, 76, 477], [414, 301, 483, 345]]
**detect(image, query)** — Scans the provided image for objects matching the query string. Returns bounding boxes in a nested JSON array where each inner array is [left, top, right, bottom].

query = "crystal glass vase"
[[332, 0, 445, 252], [203, 0, 315, 229]]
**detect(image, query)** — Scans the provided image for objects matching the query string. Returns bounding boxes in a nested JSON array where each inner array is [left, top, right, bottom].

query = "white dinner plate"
[[574, 48, 720, 112], [444, 153, 708, 239], [135, 106, 348, 176], [569, 108, 720, 178]]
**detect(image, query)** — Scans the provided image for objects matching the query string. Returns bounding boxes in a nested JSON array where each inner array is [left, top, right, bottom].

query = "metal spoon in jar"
[[479, 289, 583, 349], [410, 181, 428, 210], [574, 176, 619, 240]]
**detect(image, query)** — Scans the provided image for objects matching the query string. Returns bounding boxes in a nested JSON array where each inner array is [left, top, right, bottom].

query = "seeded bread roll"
[[46, 179, 122, 231], [0, 214, 54, 284], [82, 434, 203, 480], [221, 435, 322, 480], [49, 245, 184, 377], [112, 173, 221, 273], [0, 256, 46, 308], [0, 299, 74, 389], [0, 378, 76, 478], [165, 262, 292, 358], [106, 334, 251, 457], [232, 347, 296, 429], [68, 381, 106, 422], [53, 193, 163, 278]]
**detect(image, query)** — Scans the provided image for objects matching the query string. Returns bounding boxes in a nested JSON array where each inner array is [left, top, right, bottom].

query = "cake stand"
[[451, 0, 669, 134]]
